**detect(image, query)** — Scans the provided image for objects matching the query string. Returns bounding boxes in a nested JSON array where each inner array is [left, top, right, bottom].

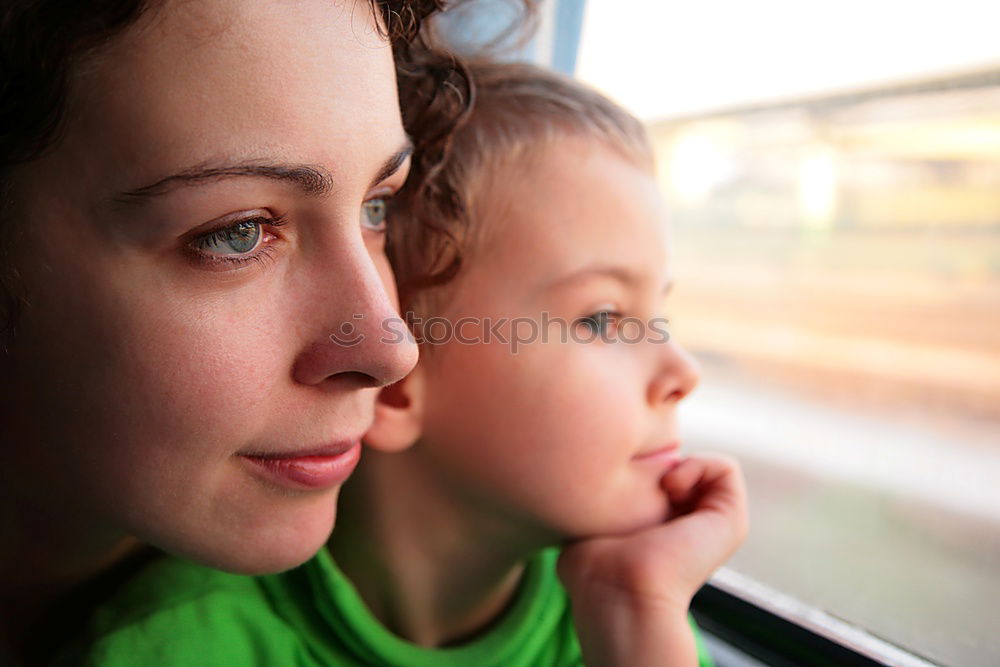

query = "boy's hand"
[[557, 454, 748, 667]]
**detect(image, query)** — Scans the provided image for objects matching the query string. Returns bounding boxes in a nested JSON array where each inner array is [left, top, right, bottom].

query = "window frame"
[[691, 570, 941, 666]]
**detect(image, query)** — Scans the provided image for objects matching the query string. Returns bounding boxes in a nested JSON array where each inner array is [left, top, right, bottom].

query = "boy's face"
[[415, 138, 700, 540]]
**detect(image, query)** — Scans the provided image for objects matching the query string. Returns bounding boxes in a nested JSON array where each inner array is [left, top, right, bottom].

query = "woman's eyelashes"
[[187, 195, 391, 271], [188, 212, 287, 269]]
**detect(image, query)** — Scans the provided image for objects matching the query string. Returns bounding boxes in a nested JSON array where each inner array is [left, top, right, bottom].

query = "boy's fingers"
[[662, 454, 748, 521], [660, 457, 701, 499]]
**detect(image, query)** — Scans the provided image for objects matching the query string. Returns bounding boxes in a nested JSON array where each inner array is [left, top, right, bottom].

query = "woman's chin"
[[156, 504, 339, 575]]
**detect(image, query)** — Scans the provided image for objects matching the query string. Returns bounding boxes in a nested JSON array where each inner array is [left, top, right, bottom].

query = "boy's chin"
[[562, 501, 671, 543]]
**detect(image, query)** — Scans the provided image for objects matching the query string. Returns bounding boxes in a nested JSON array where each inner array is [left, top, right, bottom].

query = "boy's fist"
[[557, 454, 748, 667], [558, 453, 749, 613]]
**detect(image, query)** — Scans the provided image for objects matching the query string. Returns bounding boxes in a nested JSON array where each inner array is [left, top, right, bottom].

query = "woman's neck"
[[329, 446, 555, 648]]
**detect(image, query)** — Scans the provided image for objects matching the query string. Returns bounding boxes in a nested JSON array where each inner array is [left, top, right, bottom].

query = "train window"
[[577, 1, 1000, 665]]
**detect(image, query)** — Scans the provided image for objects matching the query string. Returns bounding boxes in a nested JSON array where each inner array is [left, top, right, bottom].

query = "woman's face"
[[0, 0, 418, 573]]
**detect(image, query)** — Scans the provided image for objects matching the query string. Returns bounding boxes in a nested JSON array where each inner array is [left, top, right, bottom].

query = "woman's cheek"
[[113, 293, 280, 435]]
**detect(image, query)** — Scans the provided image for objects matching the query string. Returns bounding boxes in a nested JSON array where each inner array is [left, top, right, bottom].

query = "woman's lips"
[[240, 441, 361, 491]]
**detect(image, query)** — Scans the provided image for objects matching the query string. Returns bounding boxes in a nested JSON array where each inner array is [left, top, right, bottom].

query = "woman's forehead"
[[56, 0, 401, 202]]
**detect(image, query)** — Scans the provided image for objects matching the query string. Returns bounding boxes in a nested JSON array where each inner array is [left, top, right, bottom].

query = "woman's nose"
[[291, 243, 418, 389]]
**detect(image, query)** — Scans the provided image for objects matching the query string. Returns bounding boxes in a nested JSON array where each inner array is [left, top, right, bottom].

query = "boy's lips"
[[239, 440, 362, 491], [633, 441, 681, 464]]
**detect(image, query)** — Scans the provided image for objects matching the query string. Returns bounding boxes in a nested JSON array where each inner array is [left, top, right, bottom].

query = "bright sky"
[[576, 0, 1000, 121]]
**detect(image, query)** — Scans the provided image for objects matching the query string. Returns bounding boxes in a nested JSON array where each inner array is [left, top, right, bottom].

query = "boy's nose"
[[647, 341, 701, 406]]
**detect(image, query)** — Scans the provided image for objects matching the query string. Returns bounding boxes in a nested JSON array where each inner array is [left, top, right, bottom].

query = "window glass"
[[578, 3, 1000, 664]]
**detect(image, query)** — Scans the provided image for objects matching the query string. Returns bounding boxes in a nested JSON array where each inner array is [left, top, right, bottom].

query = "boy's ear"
[[363, 367, 425, 453]]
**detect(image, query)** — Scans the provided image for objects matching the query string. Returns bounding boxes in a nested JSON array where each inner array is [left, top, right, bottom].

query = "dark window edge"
[[690, 568, 941, 667]]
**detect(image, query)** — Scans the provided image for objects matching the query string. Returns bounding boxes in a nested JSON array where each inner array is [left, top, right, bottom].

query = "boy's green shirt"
[[54, 548, 715, 666]]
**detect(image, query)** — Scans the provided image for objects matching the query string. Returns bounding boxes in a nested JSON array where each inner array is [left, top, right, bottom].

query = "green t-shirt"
[[54, 548, 715, 666]]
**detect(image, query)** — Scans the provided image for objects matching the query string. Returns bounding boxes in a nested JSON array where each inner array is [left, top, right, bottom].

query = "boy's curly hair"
[[388, 60, 654, 317]]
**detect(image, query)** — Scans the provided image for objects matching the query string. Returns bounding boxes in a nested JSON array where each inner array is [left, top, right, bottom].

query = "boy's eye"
[[361, 197, 389, 232], [577, 310, 622, 337]]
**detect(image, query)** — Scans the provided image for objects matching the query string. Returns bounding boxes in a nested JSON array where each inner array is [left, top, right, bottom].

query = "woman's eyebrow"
[[112, 163, 336, 204], [368, 141, 413, 189], [110, 141, 413, 206]]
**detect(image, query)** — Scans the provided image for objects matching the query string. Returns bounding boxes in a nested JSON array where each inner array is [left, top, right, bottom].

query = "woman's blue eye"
[[195, 219, 263, 255], [361, 197, 388, 231]]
